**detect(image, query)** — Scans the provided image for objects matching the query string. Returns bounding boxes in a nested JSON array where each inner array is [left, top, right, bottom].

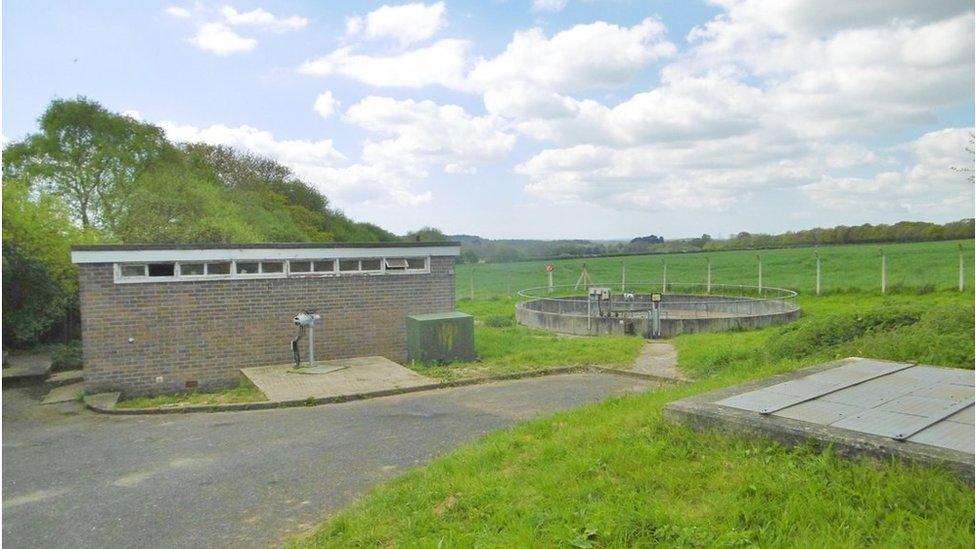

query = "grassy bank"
[[114, 378, 266, 409], [293, 290, 974, 547]]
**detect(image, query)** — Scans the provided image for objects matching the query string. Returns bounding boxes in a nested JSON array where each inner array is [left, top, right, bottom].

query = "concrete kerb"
[[84, 365, 678, 415], [663, 357, 975, 484]]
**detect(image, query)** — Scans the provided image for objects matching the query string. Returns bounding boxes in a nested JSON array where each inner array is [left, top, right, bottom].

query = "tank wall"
[[516, 293, 799, 338]]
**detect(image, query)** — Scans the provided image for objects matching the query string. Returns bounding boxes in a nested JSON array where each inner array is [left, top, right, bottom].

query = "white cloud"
[[345, 96, 515, 176], [345, 15, 363, 36], [164, 6, 192, 18], [159, 121, 346, 166], [290, 2, 972, 221], [362, 2, 446, 46], [469, 18, 675, 94], [220, 6, 308, 32], [299, 39, 471, 89], [189, 23, 257, 55], [533, 0, 567, 12], [801, 128, 975, 214], [122, 110, 143, 121], [313, 91, 340, 120]]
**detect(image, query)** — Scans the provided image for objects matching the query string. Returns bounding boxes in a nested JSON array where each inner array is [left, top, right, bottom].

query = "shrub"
[[768, 305, 922, 360], [51, 341, 83, 371], [483, 314, 514, 328]]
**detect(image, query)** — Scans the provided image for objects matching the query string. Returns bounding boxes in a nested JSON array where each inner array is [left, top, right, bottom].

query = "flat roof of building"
[[665, 357, 975, 482], [71, 242, 461, 263]]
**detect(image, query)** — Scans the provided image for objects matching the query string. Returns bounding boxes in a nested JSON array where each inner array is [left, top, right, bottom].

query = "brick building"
[[71, 242, 460, 397]]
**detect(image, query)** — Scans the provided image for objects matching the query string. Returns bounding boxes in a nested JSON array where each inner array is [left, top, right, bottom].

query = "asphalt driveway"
[[3, 373, 654, 548]]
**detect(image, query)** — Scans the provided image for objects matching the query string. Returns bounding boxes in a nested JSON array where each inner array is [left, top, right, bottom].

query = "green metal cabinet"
[[406, 311, 475, 364]]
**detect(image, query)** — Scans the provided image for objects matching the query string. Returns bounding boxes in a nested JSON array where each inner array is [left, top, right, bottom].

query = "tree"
[[404, 227, 448, 242], [3, 98, 176, 230], [2, 178, 96, 344], [114, 164, 260, 244]]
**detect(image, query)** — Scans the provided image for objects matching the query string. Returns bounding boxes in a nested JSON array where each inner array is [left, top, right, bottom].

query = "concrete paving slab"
[[241, 356, 436, 402], [40, 382, 85, 405], [2, 353, 52, 382], [46, 370, 84, 385]]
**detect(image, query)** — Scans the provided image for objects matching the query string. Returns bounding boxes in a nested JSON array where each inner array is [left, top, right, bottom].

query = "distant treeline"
[[442, 219, 975, 263]]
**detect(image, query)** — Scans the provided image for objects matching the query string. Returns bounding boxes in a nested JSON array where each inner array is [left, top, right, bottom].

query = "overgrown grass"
[[411, 297, 645, 381], [114, 378, 266, 409], [293, 290, 975, 547]]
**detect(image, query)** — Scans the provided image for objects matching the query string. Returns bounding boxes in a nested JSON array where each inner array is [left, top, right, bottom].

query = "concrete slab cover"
[[40, 382, 85, 405], [2, 353, 52, 380], [665, 358, 975, 482], [241, 356, 436, 402]]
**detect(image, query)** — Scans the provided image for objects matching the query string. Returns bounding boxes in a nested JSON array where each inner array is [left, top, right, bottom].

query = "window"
[[207, 262, 231, 275], [120, 264, 147, 278], [148, 263, 175, 277], [236, 262, 260, 275], [313, 260, 334, 272], [406, 258, 427, 270], [180, 263, 205, 276], [114, 252, 433, 283], [289, 260, 335, 275]]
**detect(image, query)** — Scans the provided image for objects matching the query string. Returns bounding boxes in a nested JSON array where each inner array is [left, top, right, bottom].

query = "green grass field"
[[293, 240, 975, 547], [456, 239, 974, 299]]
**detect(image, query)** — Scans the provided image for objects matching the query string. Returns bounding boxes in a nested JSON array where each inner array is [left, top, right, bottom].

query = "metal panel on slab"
[[819, 376, 934, 408], [830, 409, 926, 438], [908, 419, 976, 454], [876, 395, 963, 418], [772, 400, 864, 425], [885, 366, 975, 386], [716, 390, 800, 413], [946, 406, 975, 425], [907, 382, 974, 402]]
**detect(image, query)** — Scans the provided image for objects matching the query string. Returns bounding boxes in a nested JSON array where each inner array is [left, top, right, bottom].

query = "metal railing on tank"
[[516, 282, 799, 320]]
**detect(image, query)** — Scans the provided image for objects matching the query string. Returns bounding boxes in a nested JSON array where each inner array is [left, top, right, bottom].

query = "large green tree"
[[3, 97, 176, 230]]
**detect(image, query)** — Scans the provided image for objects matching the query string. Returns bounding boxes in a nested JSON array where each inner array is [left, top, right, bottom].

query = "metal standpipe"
[[292, 310, 322, 368]]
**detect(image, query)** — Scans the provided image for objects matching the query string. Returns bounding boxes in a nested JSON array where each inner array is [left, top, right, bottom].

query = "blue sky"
[[4, 0, 974, 239]]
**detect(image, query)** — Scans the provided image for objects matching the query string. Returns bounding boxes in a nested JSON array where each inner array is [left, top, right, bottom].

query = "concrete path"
[[241, 356, 435, 402], [631, 341, 690, 382], [3, 372, 654, 549]]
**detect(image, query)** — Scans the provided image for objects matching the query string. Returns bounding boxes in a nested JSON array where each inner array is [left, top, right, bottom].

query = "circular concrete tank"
[[516, 283, 799, 338]]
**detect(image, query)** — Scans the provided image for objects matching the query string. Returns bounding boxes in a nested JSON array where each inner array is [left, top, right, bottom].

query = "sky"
[[3, 0, 975, 239]]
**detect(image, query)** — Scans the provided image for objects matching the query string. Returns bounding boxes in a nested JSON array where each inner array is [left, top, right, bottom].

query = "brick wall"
[[78, 256, 455, 396]]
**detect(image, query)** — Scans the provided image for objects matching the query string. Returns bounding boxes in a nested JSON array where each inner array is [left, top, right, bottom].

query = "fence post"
[[959, 244, 965, 292], [879, 248, 886, 294], [706, 257, 712, 294], [662, 261, 667, 293], [469, 267, 475, 300], [756, 254, 763, 295], [620, 262, 626, 292], [814, 251, 821, 295]]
